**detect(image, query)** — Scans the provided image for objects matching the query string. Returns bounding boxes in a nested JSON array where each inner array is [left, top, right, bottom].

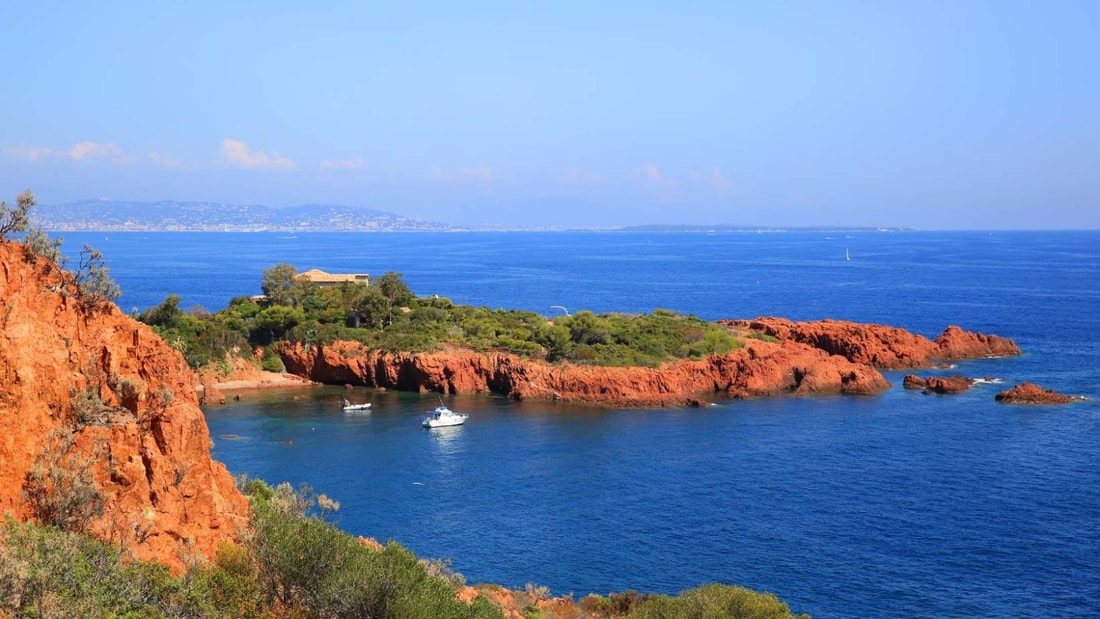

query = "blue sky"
[[1, 1, 1097, 228]]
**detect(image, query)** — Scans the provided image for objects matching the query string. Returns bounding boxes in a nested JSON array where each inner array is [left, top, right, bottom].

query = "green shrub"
[[22, 428, 104, 533], [630, 583, 810, 619], [246, 480, 503, 619], [260, 347, 285, 373], [0, 518, 184, 618]]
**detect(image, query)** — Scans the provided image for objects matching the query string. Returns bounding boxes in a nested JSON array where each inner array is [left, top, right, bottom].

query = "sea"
[[58, 230, 1100, 618]]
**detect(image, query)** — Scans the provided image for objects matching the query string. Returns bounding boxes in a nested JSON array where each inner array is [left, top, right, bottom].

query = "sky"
[[1, 1, 1097, 229]]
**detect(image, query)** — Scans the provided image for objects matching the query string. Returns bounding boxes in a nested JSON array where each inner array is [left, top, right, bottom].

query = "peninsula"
[[139, 263, 1022, 408]]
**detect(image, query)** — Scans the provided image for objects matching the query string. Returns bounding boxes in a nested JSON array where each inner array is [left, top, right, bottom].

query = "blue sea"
[[60, 230, 1100, 618]]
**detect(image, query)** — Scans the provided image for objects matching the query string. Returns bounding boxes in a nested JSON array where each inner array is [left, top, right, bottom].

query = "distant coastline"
[[35, 198, 907, 233]]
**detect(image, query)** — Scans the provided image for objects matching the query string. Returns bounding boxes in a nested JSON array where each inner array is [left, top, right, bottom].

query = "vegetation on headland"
[[0, 479, 808, 619], [137, 263, 742, 371]]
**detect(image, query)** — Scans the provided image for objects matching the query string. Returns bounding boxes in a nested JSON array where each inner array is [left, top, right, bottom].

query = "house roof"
[[297, 269, 369, 284]]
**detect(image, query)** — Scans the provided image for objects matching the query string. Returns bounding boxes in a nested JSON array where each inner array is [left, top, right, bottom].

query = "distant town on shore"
[[33, 199, 904, 233]]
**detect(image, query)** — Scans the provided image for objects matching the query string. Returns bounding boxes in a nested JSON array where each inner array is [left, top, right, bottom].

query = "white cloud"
[[463, 165, 493, 182], [320, 158, 364, 170], [708, 167, 733, 192], [687, 167, 734, 195], [147, 151, 187, 168], [4, 141, 133, 163], [69, 141, 125, 161], [2, 144, 58, 161], [4, 141, 194, 168], [220, 138, 297, 170], [636, 163, 670, 185]]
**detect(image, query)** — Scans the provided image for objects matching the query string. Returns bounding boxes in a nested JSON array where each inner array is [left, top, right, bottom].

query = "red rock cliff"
[[0, 241, 248, 573], [721, 318, 1020, 369], [277, 337, 890, 407]]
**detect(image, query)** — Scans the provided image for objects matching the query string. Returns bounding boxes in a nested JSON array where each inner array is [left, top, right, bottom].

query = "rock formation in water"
[[277, 337, 890, 407], [0, 241, 248, 573], [721, 318, 1021, 369], [994, 382, 1076, 404], [902, 374, 975, 394]]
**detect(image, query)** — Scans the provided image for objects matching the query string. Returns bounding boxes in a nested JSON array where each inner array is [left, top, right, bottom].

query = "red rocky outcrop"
[[933, 325, 1022, 360], [277, 337, 890, 407], [721, 317, 1021, 369], [0, 241, 248, 573], [995, 382, 1076, 404], [902, 374, 975, 394]]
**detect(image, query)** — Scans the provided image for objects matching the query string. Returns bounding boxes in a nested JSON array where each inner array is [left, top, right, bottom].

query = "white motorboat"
[[342, 398, 372, 412], [421, 404, 467, 428]]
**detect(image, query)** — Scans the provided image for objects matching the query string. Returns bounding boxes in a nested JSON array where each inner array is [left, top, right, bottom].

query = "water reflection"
[[426, 425, 463, 457]]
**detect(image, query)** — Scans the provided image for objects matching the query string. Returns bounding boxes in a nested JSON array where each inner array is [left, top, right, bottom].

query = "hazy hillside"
[[33, 199, 454, 231]]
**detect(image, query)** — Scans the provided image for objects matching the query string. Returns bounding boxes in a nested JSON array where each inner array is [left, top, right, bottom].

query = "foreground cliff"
[[0, 241, 248, 572]]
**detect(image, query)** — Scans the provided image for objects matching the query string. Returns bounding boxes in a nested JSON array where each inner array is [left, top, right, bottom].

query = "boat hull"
[[421, 404, 468, 428]]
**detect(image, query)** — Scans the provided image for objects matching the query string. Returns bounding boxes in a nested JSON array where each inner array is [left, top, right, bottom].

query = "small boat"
[[421, 404, 468, 428], [845, 248, 851, 261], [342, 398, 372, 412]]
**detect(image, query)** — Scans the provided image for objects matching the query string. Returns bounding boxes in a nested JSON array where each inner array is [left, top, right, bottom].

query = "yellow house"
[[297, 269, 370, 287]]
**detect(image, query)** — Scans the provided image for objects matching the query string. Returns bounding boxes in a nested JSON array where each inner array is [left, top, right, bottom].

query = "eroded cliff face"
[[278, 337, 890, 407], [0, 241, 248, 573], [721, 318, 1021, 369], [278, 316, 1023, 407]]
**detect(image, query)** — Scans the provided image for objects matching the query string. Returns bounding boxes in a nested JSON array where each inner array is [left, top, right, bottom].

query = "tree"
[[375, 271, 413, 327], [0, 189, 34, 239], [566, 310, 609, 345], [20, 226, 65, 267], [376, 271, 413, 307], [139, 294, 183, 328], [261, 263, 299, 306], [254, 305, 304, 344], [350, 286, 389, 330], [538, 324, 573, 362], [74, 245, 122, 309]]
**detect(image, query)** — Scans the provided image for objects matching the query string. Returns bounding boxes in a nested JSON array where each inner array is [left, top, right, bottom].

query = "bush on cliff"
[[0, 517, 192, 618], [630, 583, 810, 619], [247, 479, 504, 619], [0, 189, 35, 239], [0, 495, 811, 619]]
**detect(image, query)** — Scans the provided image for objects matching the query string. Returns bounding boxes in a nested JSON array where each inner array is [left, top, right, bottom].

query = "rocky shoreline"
[[268, 317, 1024, 407]]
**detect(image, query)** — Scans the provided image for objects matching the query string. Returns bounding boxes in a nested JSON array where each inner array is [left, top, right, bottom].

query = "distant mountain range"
[[32, 200, 455, 232]]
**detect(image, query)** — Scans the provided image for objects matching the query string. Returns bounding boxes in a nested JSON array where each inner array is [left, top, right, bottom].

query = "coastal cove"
[[59, 230, 1100, 618]]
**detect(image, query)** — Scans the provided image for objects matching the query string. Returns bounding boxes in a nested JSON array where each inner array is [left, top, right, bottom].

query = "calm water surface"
[[61, 230, 1100, 618]]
